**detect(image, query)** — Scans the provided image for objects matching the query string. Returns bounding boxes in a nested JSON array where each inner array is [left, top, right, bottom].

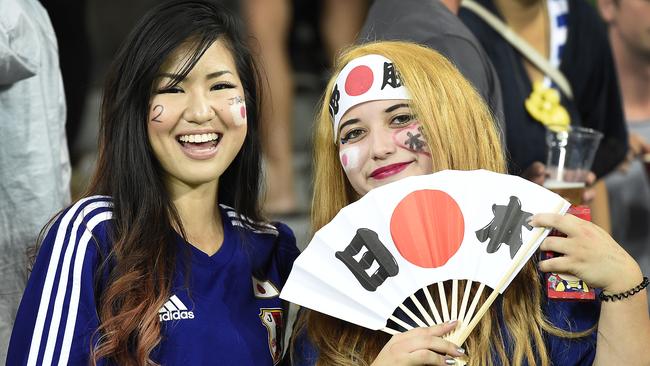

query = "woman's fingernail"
[[447, 320, 458, 327], [457, 347, 465, 354], [445, 358, 457, 365]]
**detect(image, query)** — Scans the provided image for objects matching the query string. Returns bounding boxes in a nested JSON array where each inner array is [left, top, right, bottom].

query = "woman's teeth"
[[178, 133, 220, 143]]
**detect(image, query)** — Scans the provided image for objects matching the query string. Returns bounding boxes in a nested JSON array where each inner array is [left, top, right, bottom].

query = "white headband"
[[329, 54, 411, 142]]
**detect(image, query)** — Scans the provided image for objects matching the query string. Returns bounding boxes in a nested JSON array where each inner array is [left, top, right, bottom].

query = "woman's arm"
[[6, 198, 113, 366], [531, 213, 650, 366]]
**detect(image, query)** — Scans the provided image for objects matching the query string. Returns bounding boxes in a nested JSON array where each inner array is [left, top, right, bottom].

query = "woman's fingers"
[[391, 323, 463, 356], [397, 331, 464, 357], [530, 213, 585, 237], [409, 349, 458, 365], [539, 235, 572, 255], [532, 212, 643, 293], [373, 323, 465, 366], [538, 254, 573, 274]]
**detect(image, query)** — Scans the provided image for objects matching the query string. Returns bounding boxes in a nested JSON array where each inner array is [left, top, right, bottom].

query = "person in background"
[[6, 1, 299, 364], [599, 0, 650, 309], [358, 0, 505, 138], [459, 0, 629, 232], [244, 0, 369, 216], [0, 0, 70, 361], [291, 40, 649, 365]]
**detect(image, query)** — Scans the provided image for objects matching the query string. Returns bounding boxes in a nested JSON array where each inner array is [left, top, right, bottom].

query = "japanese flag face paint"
[[340, 146, 363, 172], [393, 123, 431, 156], [228, 95, 247, 126], [330, 54, 411, 143]]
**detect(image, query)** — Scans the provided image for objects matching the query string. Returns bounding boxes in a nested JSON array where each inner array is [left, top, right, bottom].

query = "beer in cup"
[[544, 126, 603, 205]]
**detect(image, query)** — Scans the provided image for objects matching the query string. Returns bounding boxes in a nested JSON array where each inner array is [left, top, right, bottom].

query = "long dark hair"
[[85, 1, 263, 364]]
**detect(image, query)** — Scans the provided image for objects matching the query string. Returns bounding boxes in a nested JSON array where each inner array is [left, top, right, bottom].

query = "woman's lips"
[[370, 162, 412, 179], [178, 140, 219, 160]]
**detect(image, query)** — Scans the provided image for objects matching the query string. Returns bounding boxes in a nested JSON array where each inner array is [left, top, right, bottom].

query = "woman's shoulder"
[[218, 203, 296, 240], [58, 194, 114, 229], [41, 195, 115, 256], [218, 204, 299, 277]]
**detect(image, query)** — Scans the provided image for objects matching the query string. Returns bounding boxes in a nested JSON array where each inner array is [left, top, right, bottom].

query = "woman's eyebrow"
[[338, 118, 360, 135], [155, 70, 232, 81], [206, 70, 232, 80], [157, 72, 181, 79], [384, 103, 409, 113]]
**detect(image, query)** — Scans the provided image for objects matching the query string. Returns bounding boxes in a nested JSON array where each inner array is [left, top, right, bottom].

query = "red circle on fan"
[[345, 66, 373, 96], [390, 190, 464, 268]]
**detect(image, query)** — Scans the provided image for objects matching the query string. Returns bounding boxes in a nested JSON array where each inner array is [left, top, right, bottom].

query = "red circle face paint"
[[345, 65, 374, 96], [341, 154, 348, 167]]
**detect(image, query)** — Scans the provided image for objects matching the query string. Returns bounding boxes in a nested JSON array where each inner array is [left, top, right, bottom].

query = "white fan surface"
[[281, 170, 569, 337]]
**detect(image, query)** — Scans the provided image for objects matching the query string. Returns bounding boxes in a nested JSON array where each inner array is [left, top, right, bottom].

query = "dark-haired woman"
[[6, 1, 299, 365]]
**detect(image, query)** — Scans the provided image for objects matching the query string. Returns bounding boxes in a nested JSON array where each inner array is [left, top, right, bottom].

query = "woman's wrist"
[[600, 277, 649, 302], [602, 262, 643, 295]]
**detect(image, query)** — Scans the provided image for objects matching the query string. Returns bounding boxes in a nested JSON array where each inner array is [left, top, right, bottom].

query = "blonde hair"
[[295, 41, 589, 366]]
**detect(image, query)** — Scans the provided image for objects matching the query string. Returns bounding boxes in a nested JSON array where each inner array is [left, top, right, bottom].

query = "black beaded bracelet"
[[599, 277, 649, 302]]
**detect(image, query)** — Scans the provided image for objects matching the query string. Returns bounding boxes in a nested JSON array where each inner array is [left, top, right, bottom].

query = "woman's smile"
[[176, 131, 222, 160], [370, 161, 412, 179]]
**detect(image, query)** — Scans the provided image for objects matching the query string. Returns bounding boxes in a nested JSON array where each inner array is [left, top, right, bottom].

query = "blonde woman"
[[292, 41, 649, 365]]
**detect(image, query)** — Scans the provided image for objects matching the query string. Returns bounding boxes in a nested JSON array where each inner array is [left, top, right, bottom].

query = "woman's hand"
[[530, 213, 643, 293], [371, 321, 465, 365]]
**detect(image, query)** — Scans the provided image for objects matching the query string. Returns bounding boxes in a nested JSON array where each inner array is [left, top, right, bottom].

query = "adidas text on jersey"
[[159, 295, 195, 322]]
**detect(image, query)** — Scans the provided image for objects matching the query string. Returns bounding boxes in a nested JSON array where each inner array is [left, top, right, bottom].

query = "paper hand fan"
[[280, 170, 569, 355]]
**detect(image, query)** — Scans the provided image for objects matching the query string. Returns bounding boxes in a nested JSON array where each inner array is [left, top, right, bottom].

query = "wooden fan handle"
[[451, 200, 567, 345]]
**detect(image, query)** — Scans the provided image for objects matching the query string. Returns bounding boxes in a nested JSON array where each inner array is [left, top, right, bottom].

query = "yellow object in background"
[[525, 81, 570, 132]]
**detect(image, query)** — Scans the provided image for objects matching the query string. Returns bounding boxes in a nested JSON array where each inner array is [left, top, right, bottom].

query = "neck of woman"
[[168, 179, 224, 256], [494, 0, 545, 31], [494, 0, 549, 82]]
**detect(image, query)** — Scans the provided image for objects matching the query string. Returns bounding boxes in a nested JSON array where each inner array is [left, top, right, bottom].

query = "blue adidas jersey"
[[6, 195, 300, 365]]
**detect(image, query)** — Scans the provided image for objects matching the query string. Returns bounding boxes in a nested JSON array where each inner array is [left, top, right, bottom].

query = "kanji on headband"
[[330, 54, 411, 143]]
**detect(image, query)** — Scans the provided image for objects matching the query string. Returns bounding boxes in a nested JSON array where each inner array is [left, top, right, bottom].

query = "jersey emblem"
[[253, 276, 280, 299], [158, 294, 194, 322], [259, 308, 283, 365]]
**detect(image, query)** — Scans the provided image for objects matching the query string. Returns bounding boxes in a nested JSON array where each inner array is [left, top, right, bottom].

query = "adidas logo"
[[159, 295, 195, 322]]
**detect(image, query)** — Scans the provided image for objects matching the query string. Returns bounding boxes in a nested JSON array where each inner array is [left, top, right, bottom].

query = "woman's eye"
[[211, 82, 236, 91], [340, 129, 364, 144], [156, 86, 183, 94], [392, 114, 415, 126]]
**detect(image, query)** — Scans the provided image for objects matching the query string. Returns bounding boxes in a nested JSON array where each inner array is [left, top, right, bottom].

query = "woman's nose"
[[183, 95, 216, 124], [370, 129, 396, 159]]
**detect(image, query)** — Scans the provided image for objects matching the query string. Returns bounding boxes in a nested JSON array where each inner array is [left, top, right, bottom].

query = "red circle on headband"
[[345, 65, 373, 96]]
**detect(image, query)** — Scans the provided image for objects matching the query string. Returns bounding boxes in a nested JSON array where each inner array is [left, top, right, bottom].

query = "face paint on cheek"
[[151, 105, 164, 123], [228, 96, 247, 126], [339, 146, 361, 172], [393, 123, 431, 156]]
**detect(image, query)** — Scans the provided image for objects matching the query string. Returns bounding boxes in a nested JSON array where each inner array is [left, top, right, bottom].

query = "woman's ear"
[[597, 0, 617, 24]]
